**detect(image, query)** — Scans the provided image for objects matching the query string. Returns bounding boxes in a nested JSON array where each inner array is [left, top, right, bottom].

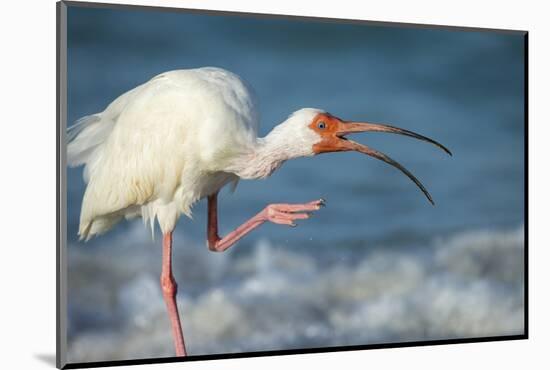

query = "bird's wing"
[[67, 84, 144, 182], [71, 68, 259, 239]]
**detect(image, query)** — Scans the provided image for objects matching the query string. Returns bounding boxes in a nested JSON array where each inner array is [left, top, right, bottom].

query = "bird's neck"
[[228, 127, 300, 180], [228, 140, 288, 180]]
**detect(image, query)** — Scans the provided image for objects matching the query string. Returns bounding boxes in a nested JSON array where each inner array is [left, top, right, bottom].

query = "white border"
[[2, 0, 547, 369]]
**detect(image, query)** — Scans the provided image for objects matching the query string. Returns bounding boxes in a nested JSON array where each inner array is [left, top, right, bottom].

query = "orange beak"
[[312, 116, 452, 205]]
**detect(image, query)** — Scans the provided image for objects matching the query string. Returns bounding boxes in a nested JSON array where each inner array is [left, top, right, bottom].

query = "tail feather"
[[67, 113, 114, 163], [67, 114, 99, 140], [67, 114, 116, 183], [79, 215, 123, 241]]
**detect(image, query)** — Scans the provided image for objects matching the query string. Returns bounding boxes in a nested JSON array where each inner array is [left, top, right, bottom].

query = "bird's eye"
[[317, 121, 326, 130]]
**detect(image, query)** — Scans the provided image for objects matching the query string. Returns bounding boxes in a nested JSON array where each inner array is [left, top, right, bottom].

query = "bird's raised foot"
[[263, 199, 325, 227]]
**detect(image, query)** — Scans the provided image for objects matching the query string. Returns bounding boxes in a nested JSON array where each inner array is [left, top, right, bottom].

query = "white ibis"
[[67, 67, 450, 356]]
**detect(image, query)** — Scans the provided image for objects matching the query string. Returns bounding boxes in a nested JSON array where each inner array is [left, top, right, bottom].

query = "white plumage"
[[68, 67, 263, 239]]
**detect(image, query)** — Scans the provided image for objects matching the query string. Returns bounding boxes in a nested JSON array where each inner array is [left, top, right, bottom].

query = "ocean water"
[[65, 5, 525, 363], [67, 225, 523, 362]]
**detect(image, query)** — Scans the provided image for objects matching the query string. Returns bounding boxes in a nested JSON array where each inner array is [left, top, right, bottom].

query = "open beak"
[[318, 119, 452, 205]]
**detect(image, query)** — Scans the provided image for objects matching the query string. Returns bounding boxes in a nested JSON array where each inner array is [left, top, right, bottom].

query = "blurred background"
[[66, 4, 525, 363]]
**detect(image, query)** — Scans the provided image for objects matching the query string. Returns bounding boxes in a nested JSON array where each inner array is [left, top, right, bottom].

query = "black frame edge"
[[57, 1, 68, 369], [63, 335, 527, 369], [56, 2, 61, 368], [523, 32, 529, 339]]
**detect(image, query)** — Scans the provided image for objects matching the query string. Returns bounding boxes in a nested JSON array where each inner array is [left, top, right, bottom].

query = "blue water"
[[65, 5, 525, 363]]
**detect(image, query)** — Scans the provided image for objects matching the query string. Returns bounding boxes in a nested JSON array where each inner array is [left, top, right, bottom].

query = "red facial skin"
[[309, 113, 351, 154]]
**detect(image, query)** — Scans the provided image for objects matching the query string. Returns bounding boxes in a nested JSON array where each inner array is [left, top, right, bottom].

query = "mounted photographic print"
[[56, 1, 527, 368]]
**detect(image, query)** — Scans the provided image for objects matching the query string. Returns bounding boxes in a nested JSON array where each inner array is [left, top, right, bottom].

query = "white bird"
[[68, 67, 450, 356]]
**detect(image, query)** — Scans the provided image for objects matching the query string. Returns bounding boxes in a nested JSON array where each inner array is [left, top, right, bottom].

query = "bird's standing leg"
[[207, 192, 324, 252], [161, 231, 187, 356]]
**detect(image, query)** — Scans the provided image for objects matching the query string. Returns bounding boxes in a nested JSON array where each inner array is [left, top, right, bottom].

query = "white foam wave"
[[66, 225, 524, 362]]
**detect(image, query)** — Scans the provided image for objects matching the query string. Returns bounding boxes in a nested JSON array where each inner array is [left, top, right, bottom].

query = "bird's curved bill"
[[329, 120, 451, 205]]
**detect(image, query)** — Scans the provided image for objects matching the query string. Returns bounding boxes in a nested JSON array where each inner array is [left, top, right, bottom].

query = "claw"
[[319, 198, 326, 207]]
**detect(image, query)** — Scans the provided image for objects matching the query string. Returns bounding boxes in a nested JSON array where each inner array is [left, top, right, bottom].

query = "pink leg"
[[161, 231, 187, 356], [207, 192, 325, 252]]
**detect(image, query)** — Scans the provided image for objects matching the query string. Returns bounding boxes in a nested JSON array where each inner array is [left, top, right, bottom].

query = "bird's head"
[[271, 108, 452, 204]]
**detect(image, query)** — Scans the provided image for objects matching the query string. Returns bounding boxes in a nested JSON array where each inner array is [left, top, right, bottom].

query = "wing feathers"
[[67, 114, 112, 169]]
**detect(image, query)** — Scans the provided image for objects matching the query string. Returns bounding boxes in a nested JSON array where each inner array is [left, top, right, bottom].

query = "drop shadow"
[[34, 353, 56, 367]]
